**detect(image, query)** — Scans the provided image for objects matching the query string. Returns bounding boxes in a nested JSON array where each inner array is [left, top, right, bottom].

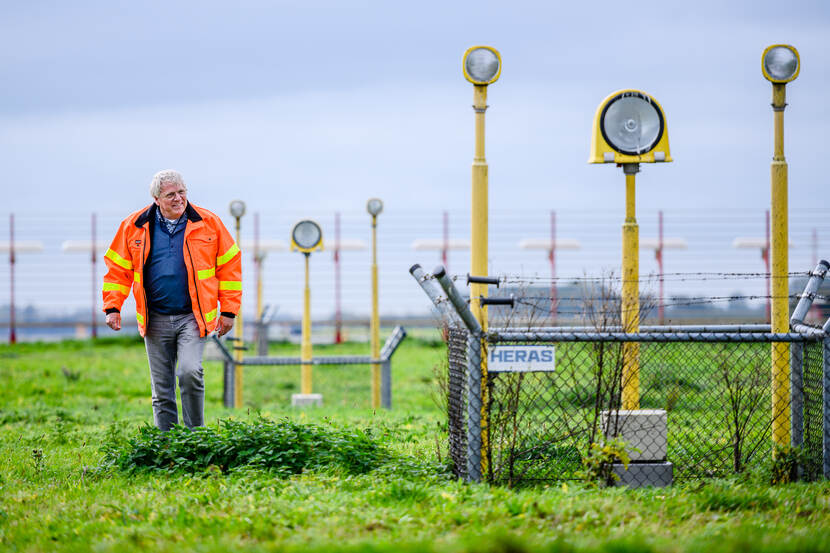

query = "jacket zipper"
[[185, 239, 208, 333], [140, 227, 148, 328]]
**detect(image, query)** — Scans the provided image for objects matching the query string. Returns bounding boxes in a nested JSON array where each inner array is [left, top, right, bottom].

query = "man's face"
[[155, 182, 187, 219]]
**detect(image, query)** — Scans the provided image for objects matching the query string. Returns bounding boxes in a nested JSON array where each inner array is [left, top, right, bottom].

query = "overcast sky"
[[1, 0, 829, 216]]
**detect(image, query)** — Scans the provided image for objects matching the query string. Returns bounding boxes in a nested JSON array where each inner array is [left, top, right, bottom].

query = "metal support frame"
[[408, 264, 460, 326], [370, 213, 381, 408], [233, 216, 244, 407], [770, 81, 790, 449], [213, 326, 405, 409], [791, 260, 830, 328], [621, 162, 641, 410]]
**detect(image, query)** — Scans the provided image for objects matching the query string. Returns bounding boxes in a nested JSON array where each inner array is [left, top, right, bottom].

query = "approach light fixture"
[[229, 200, 246, 219], [291, 220, 323, 253], [366, 198, 384, 217], [291, 218, 324, 403], [589, 88, 672, 411], [762, 44, 800, 83], [463, 44, 501, 337], [366, 197, 384, 409], [763, 43, 800, 449], [463, 46, 501, 85], [589, 90, 671, 164]]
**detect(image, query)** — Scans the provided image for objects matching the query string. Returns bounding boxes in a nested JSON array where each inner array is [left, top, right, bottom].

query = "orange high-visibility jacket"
[[102, 202, 242, 337]]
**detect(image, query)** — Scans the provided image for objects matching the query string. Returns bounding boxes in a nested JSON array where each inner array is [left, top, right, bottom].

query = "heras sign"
[[488, 345, 556, 373]]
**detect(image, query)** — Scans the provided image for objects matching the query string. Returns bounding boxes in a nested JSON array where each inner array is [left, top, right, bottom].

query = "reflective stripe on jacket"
[[102, 202, 242, 337]]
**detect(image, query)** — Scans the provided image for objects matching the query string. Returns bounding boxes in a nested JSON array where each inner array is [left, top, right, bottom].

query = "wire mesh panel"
[[803, 339, 825, 480], [447, 325, 468, 480], [642, 341, 772, 479], [487, 368, 585, 485], [479, 338, 823, 486]]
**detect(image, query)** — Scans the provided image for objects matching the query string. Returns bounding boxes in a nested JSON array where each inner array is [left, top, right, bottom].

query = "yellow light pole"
[[290, 220, 323, 400], [463, 45, 501, 478], [762, 44, 800, 448], [463, 46, 501, 329], [229, 200, 246, 408], [589, 90, 672, 410], [367, 198, 383, 409]]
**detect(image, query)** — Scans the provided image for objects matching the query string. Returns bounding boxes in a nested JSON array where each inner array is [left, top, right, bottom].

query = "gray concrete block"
[[602, 409, 667, 462], [291, 393, 323, 407], [612, 462, 673, 488]]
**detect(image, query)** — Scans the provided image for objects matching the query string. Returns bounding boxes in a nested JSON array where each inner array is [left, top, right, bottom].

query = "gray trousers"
[[144, 312, 206, 431]]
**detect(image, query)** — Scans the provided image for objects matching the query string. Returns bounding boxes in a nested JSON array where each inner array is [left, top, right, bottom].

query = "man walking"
[[102, 170, 242, 430]]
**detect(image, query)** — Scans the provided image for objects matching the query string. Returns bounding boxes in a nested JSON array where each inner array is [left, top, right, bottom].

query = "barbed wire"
[[496, 271, 811, 284], [511, 294, 811, 314], [515, 293, 798, 302]]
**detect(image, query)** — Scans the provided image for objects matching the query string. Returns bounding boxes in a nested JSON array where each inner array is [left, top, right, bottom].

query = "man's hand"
[[215, 315, 234, 337], [106, 312, 121, 331]]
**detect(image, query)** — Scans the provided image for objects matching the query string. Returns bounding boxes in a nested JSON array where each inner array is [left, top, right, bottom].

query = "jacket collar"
[[135, 202, 202, 228]]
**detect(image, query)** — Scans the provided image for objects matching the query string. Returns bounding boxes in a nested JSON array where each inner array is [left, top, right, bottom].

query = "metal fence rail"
[[211, 326, 406, 409]]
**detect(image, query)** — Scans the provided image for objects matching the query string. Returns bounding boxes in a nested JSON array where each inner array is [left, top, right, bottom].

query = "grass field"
[[2, 334, 830, 553]]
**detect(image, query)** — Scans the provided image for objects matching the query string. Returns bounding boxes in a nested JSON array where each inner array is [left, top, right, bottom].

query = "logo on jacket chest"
[[134, 240, 142, 247]]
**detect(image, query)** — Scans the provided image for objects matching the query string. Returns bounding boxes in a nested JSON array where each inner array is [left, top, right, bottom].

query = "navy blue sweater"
[[144, 212, 192, 315]]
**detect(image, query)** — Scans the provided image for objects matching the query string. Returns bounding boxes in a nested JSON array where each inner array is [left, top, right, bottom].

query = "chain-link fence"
[[445, 325, 826, 486], [803, 339, 827, 480], [447, 326, 469, 480], [413, 262, 830, 487]]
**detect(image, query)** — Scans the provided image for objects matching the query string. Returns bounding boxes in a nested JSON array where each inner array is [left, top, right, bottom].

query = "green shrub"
[[99, 416, 389, 477], [578, 437, 631, 487]]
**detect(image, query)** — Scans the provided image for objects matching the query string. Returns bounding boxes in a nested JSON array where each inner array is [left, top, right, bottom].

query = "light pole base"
[[601, 409, 667, 462], [291, 393, 323, 407], [611, 462, 673, 488]]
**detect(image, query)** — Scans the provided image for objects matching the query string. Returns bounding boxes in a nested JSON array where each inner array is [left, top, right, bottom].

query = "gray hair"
[[150, 170, 186, 199]]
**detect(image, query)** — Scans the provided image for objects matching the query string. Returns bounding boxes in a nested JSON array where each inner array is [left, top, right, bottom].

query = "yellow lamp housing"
[[462, 45, 502, 85], [762, 44, 800, 83], [290, 219, 324, 254], [589, 89, 672, 164]]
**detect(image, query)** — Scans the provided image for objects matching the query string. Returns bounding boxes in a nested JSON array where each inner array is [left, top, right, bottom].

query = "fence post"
[[256, 319, 269, 356], [91, 212, 98, 339], [378, 326, 406, 410], [433, 265, 484, 482], [465, 330, 483, 482], [381, 360, 391, 409], [791, 341, 803, 449], [223, 359, 236, 408], [9, 213, 16, 344]]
